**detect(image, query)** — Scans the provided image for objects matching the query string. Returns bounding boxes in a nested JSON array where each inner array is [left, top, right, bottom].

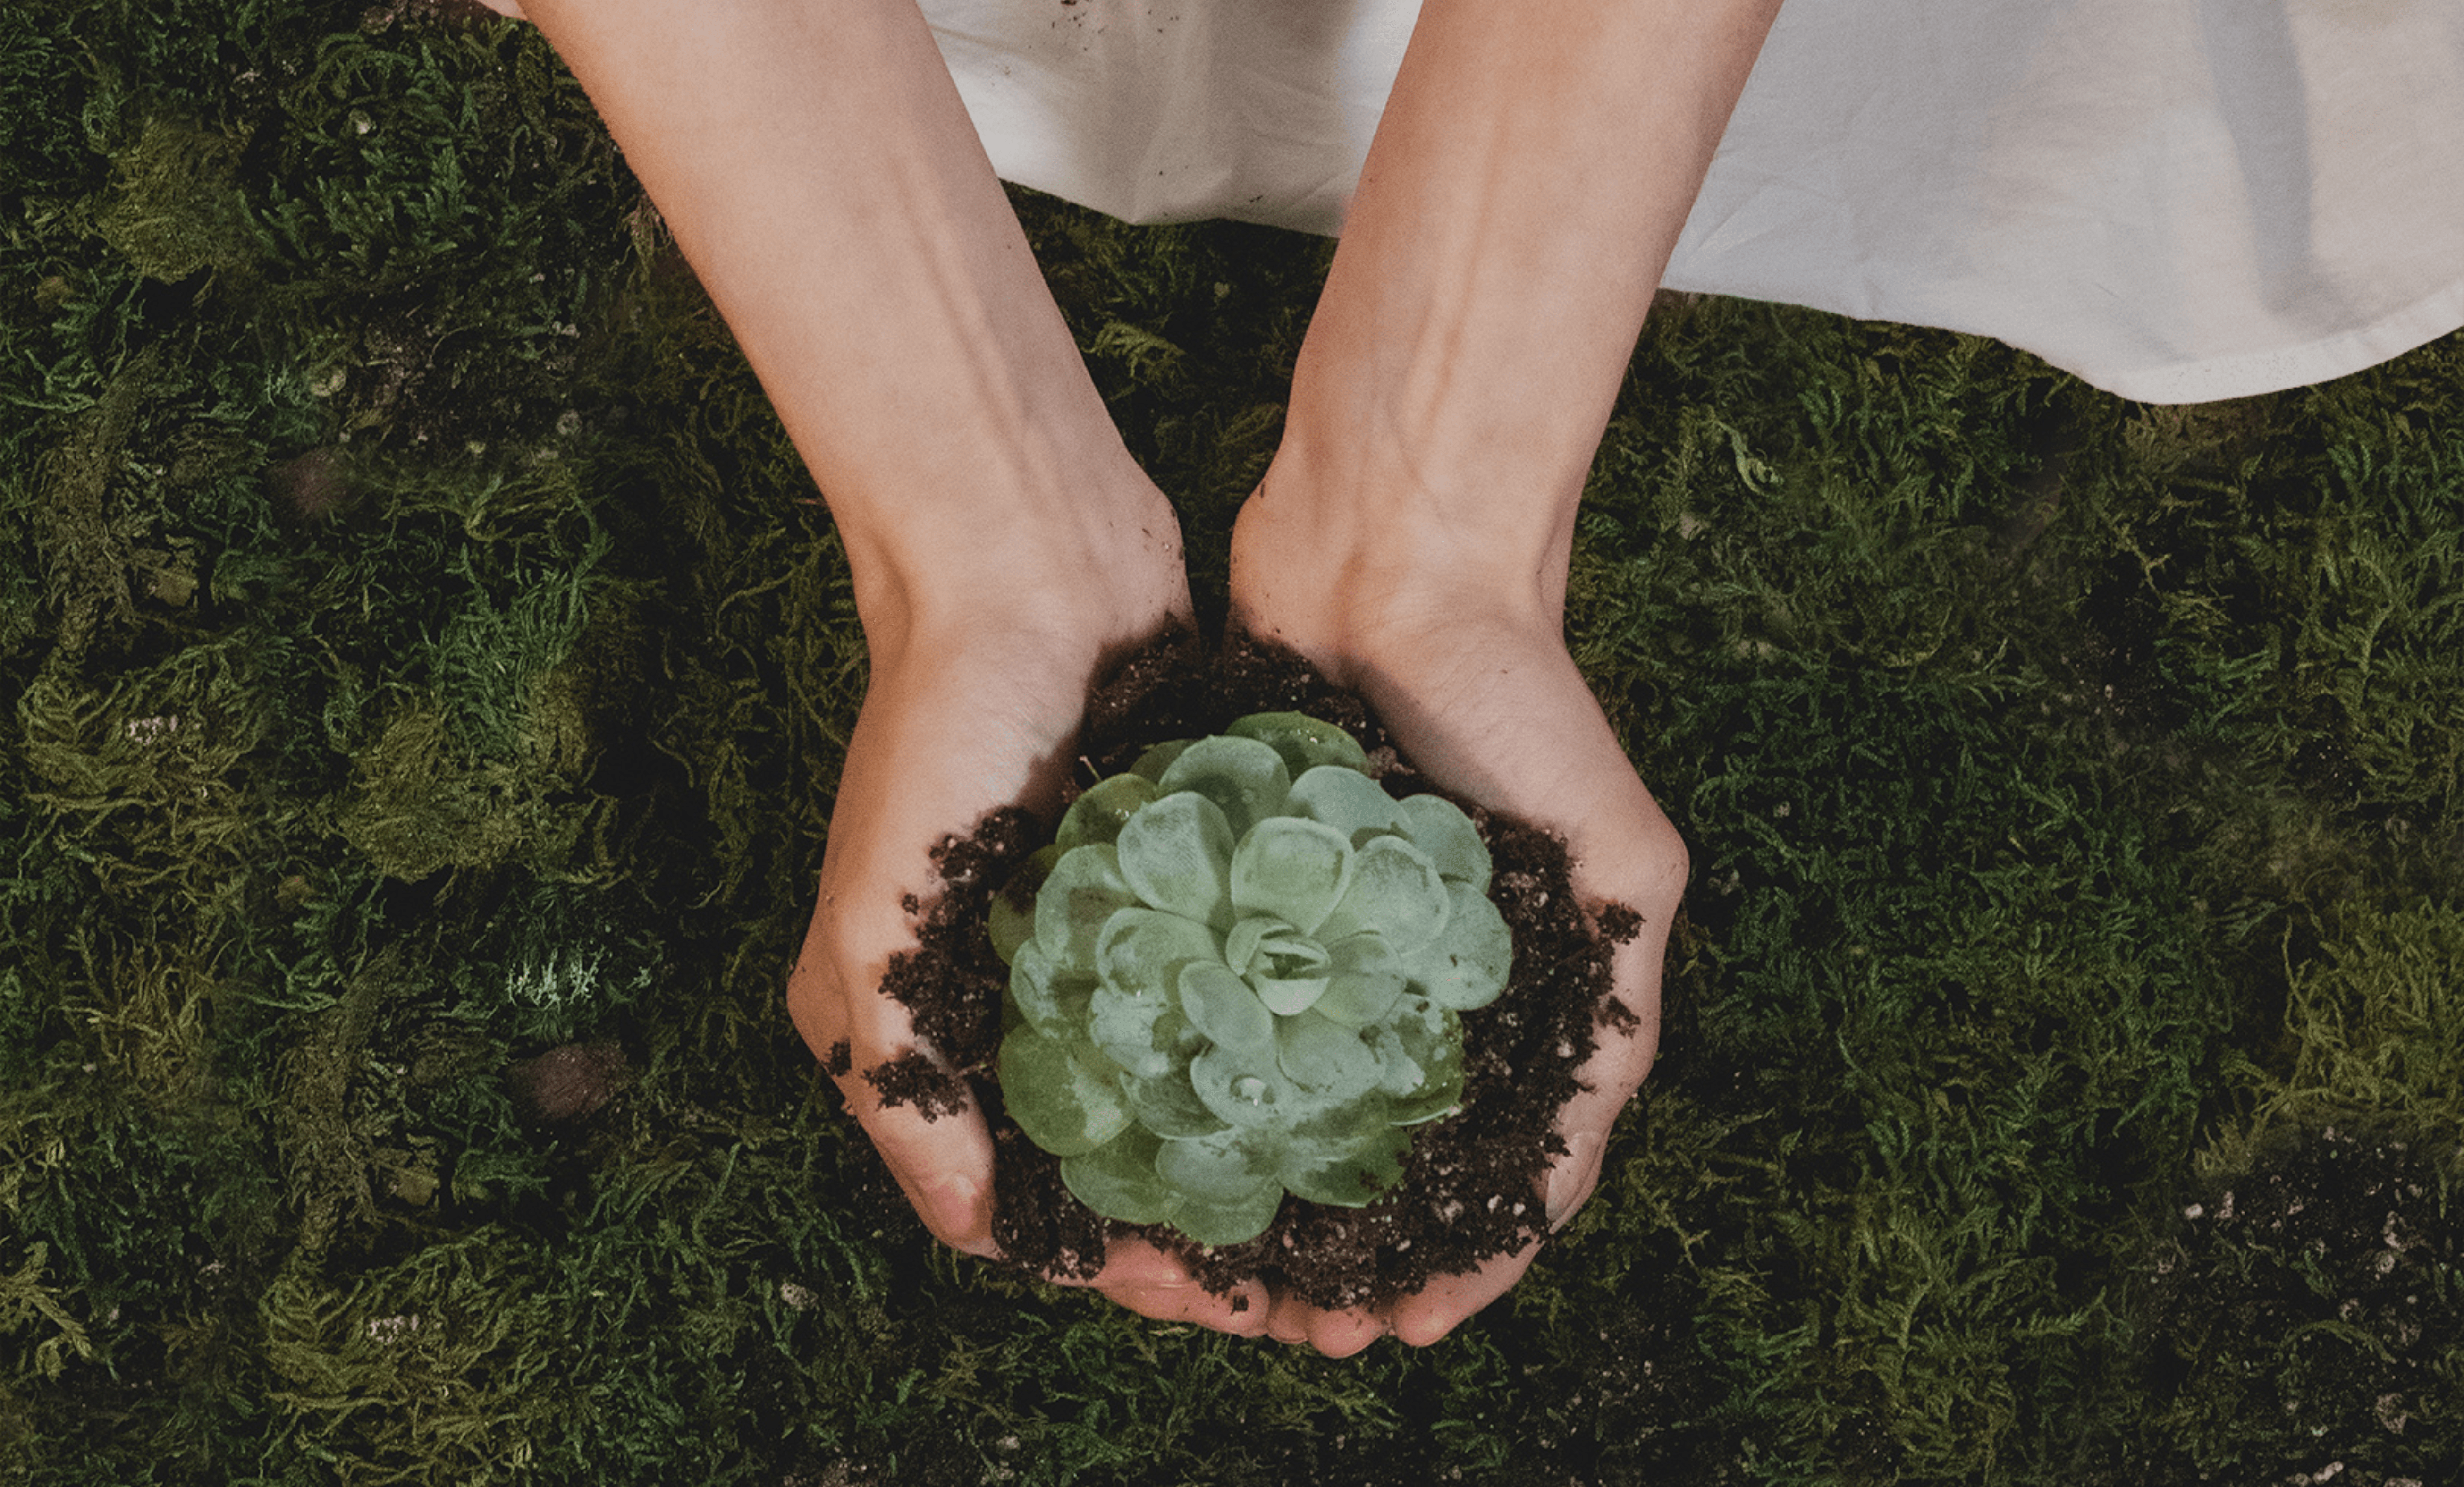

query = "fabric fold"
[[923, 0, 2464, 403]]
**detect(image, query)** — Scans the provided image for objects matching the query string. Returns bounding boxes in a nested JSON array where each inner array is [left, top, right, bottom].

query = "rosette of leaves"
[[987, 712, 1512, 1246]]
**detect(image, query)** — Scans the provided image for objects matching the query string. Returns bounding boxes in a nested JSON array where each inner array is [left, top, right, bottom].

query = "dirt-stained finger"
[[1386, 1240, 1542, 1347]]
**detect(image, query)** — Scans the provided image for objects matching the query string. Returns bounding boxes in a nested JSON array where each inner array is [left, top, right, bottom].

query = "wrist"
[[846, 456, 1190, 678], [1227, 456, 1576, 718], [1233, 431, 1574, 634]]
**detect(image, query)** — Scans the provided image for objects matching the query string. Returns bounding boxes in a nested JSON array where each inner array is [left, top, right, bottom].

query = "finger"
[[1541, 1054, 1644, 1230], [1034, 1238, 1272, 1335], [1261, 1291, 1389, 1355], [1565, 813, 1688, 1078], [1540, 818, 1688, 1229], [1034, 1236, 1196, 1290], [810, 991, 998, 1255], [1387, 1241, 1543, 1347], [1307, 1305, 1387, 1358], [1265, 1290, 1314, 1346], [838, 1070, 999, 1256], [789, 903, 1003, 1258], [1097, 1277, 1273, 1335]]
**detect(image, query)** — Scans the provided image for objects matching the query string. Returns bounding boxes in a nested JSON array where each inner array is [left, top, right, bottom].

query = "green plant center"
[[988, 713, 1514, 1246]]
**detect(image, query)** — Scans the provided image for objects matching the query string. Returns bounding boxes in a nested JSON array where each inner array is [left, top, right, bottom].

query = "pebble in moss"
[[506, 1040, 629, 1122]]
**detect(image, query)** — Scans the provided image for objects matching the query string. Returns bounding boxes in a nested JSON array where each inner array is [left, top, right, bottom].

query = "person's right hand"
[[508, 0, 1269, 1333], [782, 487, 1274, 1335]]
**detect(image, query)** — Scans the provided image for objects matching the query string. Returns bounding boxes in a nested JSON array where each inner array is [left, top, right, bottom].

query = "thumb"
[[835, 1046, 1000, 1257]]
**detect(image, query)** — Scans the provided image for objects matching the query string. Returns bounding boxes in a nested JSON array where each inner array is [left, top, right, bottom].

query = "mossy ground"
[[4, 3, 2459, 1483]]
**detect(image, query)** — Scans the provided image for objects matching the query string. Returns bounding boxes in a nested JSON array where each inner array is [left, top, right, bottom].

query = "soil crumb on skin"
[[862, 623, 1642, 1310], [862, 1050, 970, 1120], [864, 809, 1042, 1115]]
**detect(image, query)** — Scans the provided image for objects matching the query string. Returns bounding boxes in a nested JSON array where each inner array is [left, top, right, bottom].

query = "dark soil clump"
[[861, 624, 1640, 1310]]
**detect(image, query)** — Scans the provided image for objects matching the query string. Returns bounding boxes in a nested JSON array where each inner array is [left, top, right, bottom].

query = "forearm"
[[1277, 0, 1784, 611], [520, 0, 1158, 649]]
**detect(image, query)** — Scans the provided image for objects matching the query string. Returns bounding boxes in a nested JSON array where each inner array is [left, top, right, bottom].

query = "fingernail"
[[927, 1174, 992, 1254], [1544, 1132, 1597, 1228]]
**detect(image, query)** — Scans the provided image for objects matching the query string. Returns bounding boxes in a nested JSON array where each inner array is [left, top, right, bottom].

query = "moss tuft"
[[2, 2, 2462, 1480]]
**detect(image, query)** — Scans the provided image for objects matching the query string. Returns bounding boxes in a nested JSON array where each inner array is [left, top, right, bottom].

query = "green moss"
[[4, 1, 2463, 1482], [94, 117, 260, 284], [2248, 901, 2464, 1143]]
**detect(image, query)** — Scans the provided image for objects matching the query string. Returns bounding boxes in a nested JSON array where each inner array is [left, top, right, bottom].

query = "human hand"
[[782, 524, 1275, 1336], [1228, 472, 1689, 1352], [514, 0, 1266, 1333]]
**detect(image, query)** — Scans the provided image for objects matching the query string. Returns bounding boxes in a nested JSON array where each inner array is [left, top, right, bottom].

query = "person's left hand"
[[1228, 475, 1690, 1352]]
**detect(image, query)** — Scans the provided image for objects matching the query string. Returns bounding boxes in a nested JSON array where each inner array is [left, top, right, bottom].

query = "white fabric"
[[920, 0, 2464, 405]]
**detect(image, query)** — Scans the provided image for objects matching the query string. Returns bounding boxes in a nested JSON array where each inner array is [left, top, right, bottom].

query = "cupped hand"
[[782, 509, 1268, 1334], [1228, 474, 1690, 1350]]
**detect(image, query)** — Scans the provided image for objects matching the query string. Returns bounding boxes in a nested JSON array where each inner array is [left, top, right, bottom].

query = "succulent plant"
[[987, 712, 1512, 1246]]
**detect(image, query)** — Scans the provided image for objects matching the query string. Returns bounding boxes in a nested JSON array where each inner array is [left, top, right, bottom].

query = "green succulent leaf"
[[1312, 931, 1409, 1027], [1089, 985, 1173, 1079], [1397, 793, 1491, 891], [1280, 1124, 1411, 1208], [1288, 764, 1407, 846], [1128, 738, 1195, 783], [1275, 1008, 1380, 1093], [1115, 791, 1235, 930], [1227, 710, 1373, 778], [1058, 773, 1159, 852], [1190, 1042, 1292, 1128], [1036, 844, 1141, 970], [1389, 1064, 1465, 1125], [1178, 960, 1274, 1054], [1222, 917, 1330, 1014], [1373, 994, 1465, 1123], [1250, 971, 1330, 1017], [1009, 937, 1096, 1038], [1156, 734, 1291, 839], [989, 843, 1063, 967], [1090, 908, 1219, 1076], [1319, 834, 1451, 946], [1168, 1182, 1287, 1247], [1097, 908, 1221, 1003], [1061, 1126, 1175, 1225], [1154, 1128, 1280, 1206], [1124, 1066, 1230, 1138], [1221, 916, 1272, 976], [1000, 1025, 1132, 1157], [1402, 880, 1514, 1011], [1231, 815, 1354, 933]]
